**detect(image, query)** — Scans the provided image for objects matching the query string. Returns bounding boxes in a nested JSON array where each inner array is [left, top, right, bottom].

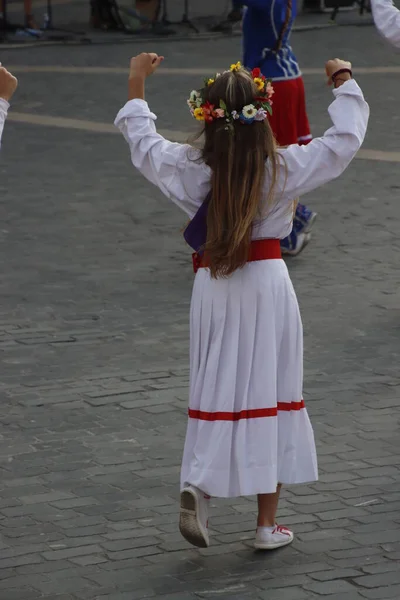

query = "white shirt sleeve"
[[371, 0, 400, 48], [0, 99, 10, 149], [275, 79, 369, 201], [114, 99, 211, 219]]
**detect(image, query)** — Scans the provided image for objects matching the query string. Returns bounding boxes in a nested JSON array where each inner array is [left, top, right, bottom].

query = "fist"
[[325, 59, 352, 85], [129, 53, 164, 79], [0, 65, 18, 102]]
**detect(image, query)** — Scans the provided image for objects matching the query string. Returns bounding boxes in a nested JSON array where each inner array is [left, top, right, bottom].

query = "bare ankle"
[[257, 517, 275, 527]]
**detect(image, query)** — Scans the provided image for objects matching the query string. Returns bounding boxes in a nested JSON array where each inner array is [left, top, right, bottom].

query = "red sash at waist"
[[192, 238, 282, 274]]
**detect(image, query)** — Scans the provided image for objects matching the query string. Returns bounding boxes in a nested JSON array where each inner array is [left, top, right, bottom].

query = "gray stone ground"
[[0, 21, 400, 600]]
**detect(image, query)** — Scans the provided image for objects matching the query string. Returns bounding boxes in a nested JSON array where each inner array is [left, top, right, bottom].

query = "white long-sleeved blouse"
[[0, 98, 9, 149], [114, 79, 369, 240], [371, 0, 400, 48]]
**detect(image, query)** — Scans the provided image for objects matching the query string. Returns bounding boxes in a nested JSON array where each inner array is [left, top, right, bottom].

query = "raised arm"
[[0, 99, 8, 148], [371, 0, 400, 49], [114, 54, 210, 218], [275, 61, 369, 201], [0, 65, 18, 149]]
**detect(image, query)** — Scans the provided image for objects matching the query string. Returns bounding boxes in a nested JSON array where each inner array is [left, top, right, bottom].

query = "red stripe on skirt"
[[188, 400, 305, 421]]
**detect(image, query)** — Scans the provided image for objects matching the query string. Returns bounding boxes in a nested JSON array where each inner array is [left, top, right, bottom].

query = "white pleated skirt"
[[180, 258, 318, 498]]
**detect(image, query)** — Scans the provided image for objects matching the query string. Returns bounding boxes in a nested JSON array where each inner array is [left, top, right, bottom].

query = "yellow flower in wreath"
[[194, 107, 205, 121], [230, 61, 242, 72], [253, 77, 265, 91]]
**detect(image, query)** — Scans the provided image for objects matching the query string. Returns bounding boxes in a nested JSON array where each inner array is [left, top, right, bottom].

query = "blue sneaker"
[[294, 203, 317, 234], [281, 230, 311, 256]]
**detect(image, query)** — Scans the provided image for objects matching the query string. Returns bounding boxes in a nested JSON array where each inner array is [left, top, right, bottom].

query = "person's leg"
[[257, 484, 281, 526], [255, 484, 293, 549], [24, 0, 37, 28]]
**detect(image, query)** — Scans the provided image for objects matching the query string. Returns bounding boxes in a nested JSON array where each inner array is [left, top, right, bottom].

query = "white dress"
[[115, 80, 369, 497], [371, 0, 400, 48], [0, 99, 9, 148]]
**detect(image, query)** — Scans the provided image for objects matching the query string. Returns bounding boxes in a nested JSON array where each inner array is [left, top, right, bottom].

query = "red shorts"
[[268, 77, 312, 147]]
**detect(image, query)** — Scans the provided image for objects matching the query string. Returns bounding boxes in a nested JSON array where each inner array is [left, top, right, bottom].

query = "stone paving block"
[[32, 576, 101, 596], [304, 580, 359, 595], [361, 560, 400, 575], [15, 559, 73, 575], [358, 586, 400, 599], [268, 562, 332, 576], [49, 496, 100, 509], [350, 529, 400, 545], [317, 507, 370, 521], [327, 546, 385, 560], [297, 527, 352, 542], [329, 556, 385, 569], [309, 568, 363, 581], [294, 537, 361, 555], [105, 546, 163, 561], [101, 536, 162, 552], [69, 554, 109, 565], [0, 589, 42, 600], [103, 526, 162, 541], [260, 590, 319, 600], [56, 515, 107, 529], [93, 592, 157, 600], [0, 554, 44, 569], [355, 571, 400, 588], [41, 544, 104, 561]]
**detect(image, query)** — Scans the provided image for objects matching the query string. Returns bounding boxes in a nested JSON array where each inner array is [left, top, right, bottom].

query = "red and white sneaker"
[[179, 485, 210, 548], [254, 524, 294, 550]]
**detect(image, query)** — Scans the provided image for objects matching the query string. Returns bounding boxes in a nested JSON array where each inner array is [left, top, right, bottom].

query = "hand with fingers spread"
[[325, 59, 352, 89], [0, 64, 18, 102]]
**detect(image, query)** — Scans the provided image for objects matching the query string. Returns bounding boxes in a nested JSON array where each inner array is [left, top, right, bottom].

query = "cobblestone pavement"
[[0, 22, 400, 600]]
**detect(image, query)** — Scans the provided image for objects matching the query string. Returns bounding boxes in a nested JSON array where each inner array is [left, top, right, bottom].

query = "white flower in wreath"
[[231, 110, 239, 120], [189, 90, 203, 108], [254, 107, 268, 121], [241, 104, 258, 122]]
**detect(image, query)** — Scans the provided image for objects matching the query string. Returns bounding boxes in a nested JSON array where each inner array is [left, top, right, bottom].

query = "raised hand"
[[0, 65, 18, 102], [325, 59, 352, 87], [129, 53, 164, 80]]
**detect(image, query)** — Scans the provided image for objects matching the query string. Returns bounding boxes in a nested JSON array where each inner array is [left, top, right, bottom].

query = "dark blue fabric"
[[242, 0, 300, 81]]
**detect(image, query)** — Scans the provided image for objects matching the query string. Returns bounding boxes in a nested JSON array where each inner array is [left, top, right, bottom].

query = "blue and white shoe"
[[294, 203, 317, 234], [281, 231, 311, 256]]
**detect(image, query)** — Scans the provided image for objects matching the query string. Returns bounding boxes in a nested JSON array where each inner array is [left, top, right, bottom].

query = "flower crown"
[[187, 62, 274, 126]]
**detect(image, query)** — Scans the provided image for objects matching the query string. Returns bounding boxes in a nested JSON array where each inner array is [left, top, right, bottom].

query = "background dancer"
[[0, 64, 17, 148], [115, 53, 368, 550], [371, 0, 400, 48], [242, 0, 317, 256]]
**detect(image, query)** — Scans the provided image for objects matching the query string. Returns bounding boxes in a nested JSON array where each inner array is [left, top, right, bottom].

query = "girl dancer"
[[242, 0, 317, 255], [371, 0, 400, 48], [115, 55, 368, 550]]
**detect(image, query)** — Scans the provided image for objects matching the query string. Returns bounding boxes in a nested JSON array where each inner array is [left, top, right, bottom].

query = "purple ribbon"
[[183, 195, 210, 254]]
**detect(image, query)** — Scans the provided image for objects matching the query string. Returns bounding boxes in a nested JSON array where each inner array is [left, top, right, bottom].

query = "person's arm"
[[0, 65, 18, 148], [114, 53, 210, 218], [371, 0, 400, 49], [274, 60, 369, 200], [0, 99, 9, 147]]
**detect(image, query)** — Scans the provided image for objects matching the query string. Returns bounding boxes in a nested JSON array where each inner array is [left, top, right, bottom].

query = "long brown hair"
[[196, 68, 279, 279]]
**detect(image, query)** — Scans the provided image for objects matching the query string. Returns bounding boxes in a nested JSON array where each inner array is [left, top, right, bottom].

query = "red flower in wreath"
[[202, 101, 217, 123]]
